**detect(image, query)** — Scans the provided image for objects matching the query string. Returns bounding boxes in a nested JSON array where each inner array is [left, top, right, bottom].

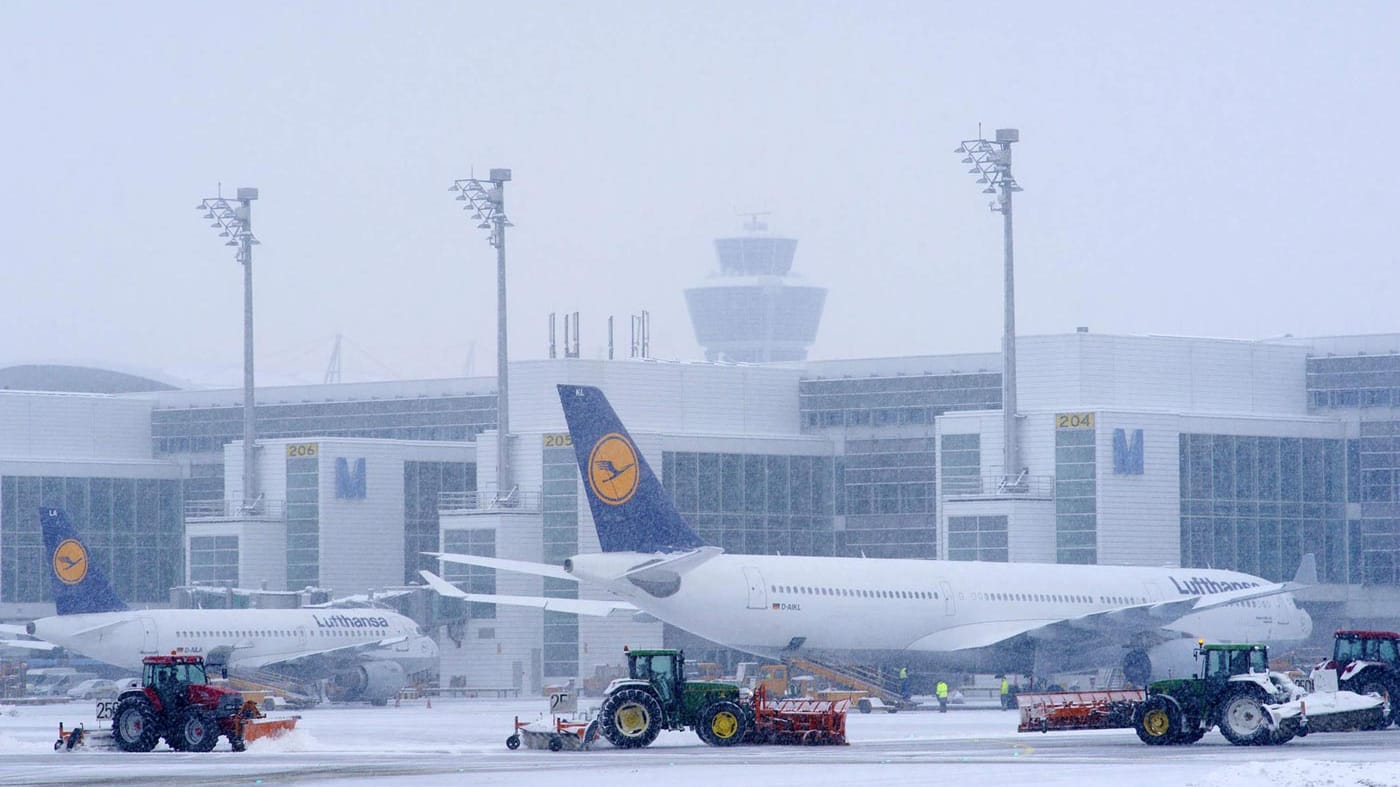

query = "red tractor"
[[1319, 630, 1400, 729], [112, 653, 253, 752]]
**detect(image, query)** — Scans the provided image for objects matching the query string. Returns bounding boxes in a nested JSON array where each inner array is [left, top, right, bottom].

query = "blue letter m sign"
[[336, 457, 367, 499], [1113, 429, 1144, 475]]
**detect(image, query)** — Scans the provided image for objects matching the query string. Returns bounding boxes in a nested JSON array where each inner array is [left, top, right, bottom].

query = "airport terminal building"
[[3, 330, 1400, 693]]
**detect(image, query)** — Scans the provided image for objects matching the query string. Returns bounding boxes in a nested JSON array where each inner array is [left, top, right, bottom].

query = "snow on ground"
[[5, 697, 1400, 786]]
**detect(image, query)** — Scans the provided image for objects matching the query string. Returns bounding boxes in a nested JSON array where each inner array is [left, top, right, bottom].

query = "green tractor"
[[1133, 642, 1294, 746], [596, 648, 750, 748]]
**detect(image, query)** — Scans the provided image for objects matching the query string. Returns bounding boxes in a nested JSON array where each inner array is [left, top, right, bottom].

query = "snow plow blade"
[[238, 715, 300, 743], [1270, 692, 1387, 736], [748, 686, 849, 745], [1016, 690, 1145, 733], [508, 716, 600, 752]]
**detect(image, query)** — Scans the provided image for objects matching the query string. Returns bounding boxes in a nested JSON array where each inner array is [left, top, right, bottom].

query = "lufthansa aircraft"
[[15, 508, 438, 704], [431, 384, 1315, 684]]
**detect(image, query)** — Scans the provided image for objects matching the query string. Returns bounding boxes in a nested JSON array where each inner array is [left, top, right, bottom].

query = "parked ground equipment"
[[596, 647, 849, 749], [1320, 629, 1400, 728], [95, 653, 297, 752], [1017, 689, 1145, 733]]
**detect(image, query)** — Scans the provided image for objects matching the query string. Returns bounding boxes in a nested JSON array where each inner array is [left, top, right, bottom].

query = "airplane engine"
[[328, 661, 406, 705], [1122, 639, 1202, 685]]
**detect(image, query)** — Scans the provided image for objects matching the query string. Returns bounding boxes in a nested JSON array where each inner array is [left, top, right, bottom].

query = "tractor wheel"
[[1352, 676, 1395, 729], [1267, 725, 1296, 745], [1174, 724, 1206, 745], [598, 688, 663, 749], [229, 732, 247, 753], [112, 697, 161, 753], [173, 708, 220, 753], [1133, 695, 1181, 745], [695, 700, 749, 747], [1217, 686, 1271, 746]]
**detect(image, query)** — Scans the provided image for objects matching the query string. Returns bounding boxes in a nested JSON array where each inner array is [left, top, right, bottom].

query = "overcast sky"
[[3, 1, 1396, 387]]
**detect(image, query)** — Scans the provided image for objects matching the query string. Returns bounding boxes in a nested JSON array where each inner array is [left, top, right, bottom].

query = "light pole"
[[449, 169, 514, 501], [198, 186, 261, 511], [957, 129, 1025, 485]]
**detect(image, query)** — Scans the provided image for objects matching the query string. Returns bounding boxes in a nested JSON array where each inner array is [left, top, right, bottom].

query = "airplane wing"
[[0, 638, 59, 651], [236, 636, 412, 672], [418, 570, 636, 617], [910, 556, 1318, 653], [428, 552, 575, 581]]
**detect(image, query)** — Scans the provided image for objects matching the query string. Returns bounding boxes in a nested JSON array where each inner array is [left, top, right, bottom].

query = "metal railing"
[[184, 499, 286, 520], [941, 474, 1055, 498], [438, 488, 542, 513]]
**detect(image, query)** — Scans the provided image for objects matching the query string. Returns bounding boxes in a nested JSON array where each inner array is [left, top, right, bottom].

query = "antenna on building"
[[464, 340, 476, 377], [630, 311, 651, 358], [568, 312, 580, 358], [548, 313, 557, 359], [738, 211, 772, 233], [324, 334, 343, 385], [608, 316, 615, 360]]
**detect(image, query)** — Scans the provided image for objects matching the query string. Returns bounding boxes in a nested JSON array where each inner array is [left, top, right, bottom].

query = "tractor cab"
[[1202, 644, 1269, 682], [1333, 630, 1400, 669], [626, 649, 685, 714]]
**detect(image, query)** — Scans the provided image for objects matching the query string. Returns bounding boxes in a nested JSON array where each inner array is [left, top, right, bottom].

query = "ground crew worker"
[[899, 665, 910, 700], [935, 679, 949, 713], [1000, 676, 1012, 710]]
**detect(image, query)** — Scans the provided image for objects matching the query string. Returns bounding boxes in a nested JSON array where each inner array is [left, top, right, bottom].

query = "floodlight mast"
[[957, 129, 1025, 486], [197, 186, 262, 511], [449, 169, 515, 502]]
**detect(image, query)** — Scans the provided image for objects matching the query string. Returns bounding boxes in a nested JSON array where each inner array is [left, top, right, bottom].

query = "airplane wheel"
[[112, 697, 160, 753], [599, 688, 663, 749]]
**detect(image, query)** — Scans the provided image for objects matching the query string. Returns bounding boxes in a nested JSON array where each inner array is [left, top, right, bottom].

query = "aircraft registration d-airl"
[[427, 384, 1314, 685], [7, 509, 438, 704]]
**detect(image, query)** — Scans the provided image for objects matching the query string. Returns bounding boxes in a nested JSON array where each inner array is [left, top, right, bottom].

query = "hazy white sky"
[[3, 1, 1396, 387]]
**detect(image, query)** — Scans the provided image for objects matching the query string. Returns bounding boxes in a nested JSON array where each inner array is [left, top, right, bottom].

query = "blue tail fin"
[[39, 508, 128, 615], [557, 385, 705, 553]]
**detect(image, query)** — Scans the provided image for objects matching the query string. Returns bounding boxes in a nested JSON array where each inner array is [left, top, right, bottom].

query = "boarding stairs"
[[786, 656, 913, 710]]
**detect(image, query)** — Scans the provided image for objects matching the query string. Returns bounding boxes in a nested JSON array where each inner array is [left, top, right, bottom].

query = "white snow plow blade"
[[1266, 689, 1387, 735]]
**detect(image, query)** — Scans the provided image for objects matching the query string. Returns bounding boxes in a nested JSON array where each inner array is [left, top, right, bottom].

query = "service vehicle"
[[83, 653, 298, 753], [1319, 629, 1400, 728], [594, 647, 847, 748], [1017, 641, 1385, 746]]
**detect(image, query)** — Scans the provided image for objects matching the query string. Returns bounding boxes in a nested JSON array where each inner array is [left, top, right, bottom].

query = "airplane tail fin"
[[556, 385, 705, 553], [39, 508, 128, 615]]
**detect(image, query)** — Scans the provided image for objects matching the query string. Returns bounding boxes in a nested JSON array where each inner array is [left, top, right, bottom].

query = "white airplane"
[[15, 508, 439, 705], [429, 384, 1315, 685]]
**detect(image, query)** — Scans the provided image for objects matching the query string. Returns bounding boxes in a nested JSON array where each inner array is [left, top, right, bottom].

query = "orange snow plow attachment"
[[235, 700, 300, 743], [1017, 689, 1145, 733], [749, 685, 850, 745]]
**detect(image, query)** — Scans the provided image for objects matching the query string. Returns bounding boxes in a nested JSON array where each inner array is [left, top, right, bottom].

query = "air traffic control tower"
[[684, 218, 827, 363]]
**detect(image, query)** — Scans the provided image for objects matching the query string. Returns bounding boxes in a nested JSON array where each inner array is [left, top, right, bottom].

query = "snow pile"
[[244, 726, 321, 753], [1195, 759, 1400, 787]]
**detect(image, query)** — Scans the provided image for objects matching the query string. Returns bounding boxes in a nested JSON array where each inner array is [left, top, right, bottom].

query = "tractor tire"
[[1351, 675, 1396, 729], [1217, 686, 1271, 746], [173, 708, 220, 753], [1133, 695, 1182, 745], [229, 732, 247, 753], [1267, 725, 1296, 745], [598, 688, 664, 749], [112, 697, 161, 753], [1174, 724, 1206, 745], [695, 700, 749, 747]]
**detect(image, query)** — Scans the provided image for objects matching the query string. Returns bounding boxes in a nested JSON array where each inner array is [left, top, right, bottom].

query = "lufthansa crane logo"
[[53, 538, 89, 585], [588, 432, 639, 506]]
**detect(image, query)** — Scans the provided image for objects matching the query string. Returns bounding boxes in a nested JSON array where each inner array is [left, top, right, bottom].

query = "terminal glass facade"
[[1358, 420, 1400, 585], [1307, 355, 1400, 410], [541, 440, 580, 679], [840, 438, 936, 559], [799, 373, 1001, 430], [1055, 426, 1098, 565], [151, 394, 498, 455], [0, 475, 183, 603], [285, 454, 320, 589], [662, 451, 837, 557], [403, 461, 474, 584], [189, 535, 239, 584], [1179, 434, 1351, 583]]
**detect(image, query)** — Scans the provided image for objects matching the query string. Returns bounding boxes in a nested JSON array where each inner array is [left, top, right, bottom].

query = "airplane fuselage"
[[567, 551, 1312, 674], [29, 607, 437, 674]]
